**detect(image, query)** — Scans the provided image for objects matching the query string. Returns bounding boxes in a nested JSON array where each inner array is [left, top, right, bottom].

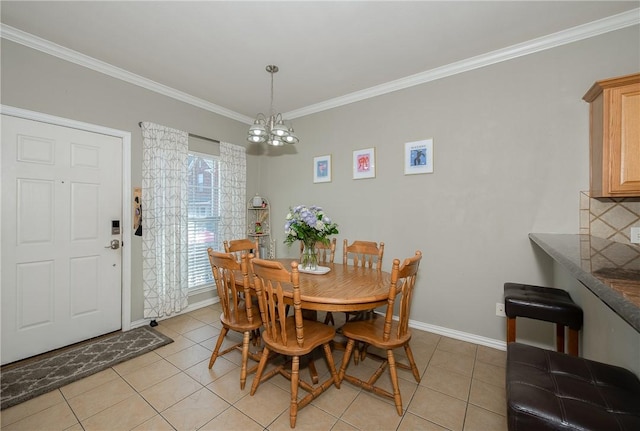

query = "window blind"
[[187, 152, 221, 290]]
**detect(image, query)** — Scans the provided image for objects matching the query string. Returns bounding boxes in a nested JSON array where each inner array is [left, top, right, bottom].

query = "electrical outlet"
[[496, 302, 506, 317], [631, 227, 640, 244]]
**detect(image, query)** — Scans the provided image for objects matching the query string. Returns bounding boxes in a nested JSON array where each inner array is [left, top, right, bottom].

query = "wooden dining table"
[[268, 259, 391, 312], [235, 258, 391, 313]]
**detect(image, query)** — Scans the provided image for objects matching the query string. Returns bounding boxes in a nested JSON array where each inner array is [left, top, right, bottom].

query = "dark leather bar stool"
[[507, 342, 640, 431], [504, 282, 583, 356]]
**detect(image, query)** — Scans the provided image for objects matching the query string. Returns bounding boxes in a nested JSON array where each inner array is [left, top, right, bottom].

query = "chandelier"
[[247, 65, 299, 146]]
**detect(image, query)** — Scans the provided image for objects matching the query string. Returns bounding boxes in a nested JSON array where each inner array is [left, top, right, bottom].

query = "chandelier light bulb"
[[249, 135, 266, 143], [272, 122, 289, 137], [249, 121, 267, 137], [268, 137, 285, 146], [284, 134, 299, 144]]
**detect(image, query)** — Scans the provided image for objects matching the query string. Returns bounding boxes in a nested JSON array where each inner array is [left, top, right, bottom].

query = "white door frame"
[[1, 105, 132, 332]]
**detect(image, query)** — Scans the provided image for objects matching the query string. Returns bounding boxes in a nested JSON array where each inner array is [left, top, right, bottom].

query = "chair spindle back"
[[208, 249, 254, 325], [343, 239, 384, 270], [224, 238, 260, 260], [250, 257, 304, 348], [383, 251, 422, 341]]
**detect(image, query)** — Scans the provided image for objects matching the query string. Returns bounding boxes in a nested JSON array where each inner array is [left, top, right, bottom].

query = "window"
[[187, 151, 220, 290]]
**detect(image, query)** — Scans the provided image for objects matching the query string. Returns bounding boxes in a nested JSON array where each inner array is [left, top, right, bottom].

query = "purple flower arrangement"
[[284, 205, 339, 246]]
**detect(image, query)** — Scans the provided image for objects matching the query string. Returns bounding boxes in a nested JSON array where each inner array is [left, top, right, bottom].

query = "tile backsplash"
[[580, 191, 640, 245]]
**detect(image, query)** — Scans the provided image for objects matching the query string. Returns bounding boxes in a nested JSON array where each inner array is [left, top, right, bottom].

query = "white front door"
[[1, 114, 123, 365]]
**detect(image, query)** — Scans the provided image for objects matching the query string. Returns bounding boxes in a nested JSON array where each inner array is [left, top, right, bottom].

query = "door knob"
[[105, 239, 120, 250]]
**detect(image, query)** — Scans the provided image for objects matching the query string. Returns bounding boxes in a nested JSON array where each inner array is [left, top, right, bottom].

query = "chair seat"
[[262, 317, 335, 356], [341, 318, 411, 349], [504, 282, 583, 329], [219, 310, 262, 332]]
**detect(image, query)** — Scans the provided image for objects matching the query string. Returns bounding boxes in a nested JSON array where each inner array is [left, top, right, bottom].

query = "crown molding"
[[0, 24, 255, 124], [285, 8, 640, 119], [2, 8, 638, 123]]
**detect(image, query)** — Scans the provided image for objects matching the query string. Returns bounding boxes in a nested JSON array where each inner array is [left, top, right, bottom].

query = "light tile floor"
[[1, 303, 508, 431]]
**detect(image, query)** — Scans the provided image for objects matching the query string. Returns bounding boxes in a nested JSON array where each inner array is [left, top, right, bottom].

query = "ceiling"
[[2, 1, 639, 124]]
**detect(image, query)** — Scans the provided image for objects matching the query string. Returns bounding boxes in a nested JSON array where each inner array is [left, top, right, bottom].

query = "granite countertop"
[[529, 233, 640, 333]]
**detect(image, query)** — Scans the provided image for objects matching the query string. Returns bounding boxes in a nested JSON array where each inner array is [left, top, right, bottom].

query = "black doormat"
[[1, 326, 173, 410]]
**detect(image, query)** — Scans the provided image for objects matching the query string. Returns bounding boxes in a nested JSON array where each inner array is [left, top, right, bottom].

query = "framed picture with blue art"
[[313, 154, 332, 183], [404, 138, 433, 175]]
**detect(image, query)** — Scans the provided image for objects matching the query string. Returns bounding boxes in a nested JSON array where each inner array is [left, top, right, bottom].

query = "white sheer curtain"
[[220, 142, 246, 243], [141, 122, 189, 319]]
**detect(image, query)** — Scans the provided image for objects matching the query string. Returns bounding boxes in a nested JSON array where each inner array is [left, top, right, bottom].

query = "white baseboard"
[[408, 319, 506, 351], [131, 297, 506, 351], [372, 310, 507, 351]]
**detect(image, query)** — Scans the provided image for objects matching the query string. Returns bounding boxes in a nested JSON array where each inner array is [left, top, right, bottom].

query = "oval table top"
[[271, 259, 391, 312]]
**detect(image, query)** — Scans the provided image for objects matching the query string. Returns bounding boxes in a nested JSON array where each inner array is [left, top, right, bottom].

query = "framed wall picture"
[[352, 147, 376, 179], [313, 154, 332, 183], [404, 138, 433, 175], [133, 186, 142, 236]]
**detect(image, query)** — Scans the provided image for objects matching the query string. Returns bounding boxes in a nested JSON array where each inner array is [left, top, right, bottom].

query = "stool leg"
[[556, 324, 565, 353], [507, 317, 516, 343], [568, 328, 579, 356]]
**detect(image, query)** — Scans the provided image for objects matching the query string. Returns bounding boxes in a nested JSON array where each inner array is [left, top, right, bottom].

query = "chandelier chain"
[[270, 68, 274, 117]]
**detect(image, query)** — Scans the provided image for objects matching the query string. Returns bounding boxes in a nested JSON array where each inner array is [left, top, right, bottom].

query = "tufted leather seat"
[[504, 282, 583, 355], [506, 342, 640, 431]]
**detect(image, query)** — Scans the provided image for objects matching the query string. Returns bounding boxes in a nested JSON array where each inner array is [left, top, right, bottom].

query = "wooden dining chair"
[[249, 257, 341, 428], [224, 238, 262, 344], [340, 239, 385, 339], [337, 251, 423, 415], [207, 249, 262, 389], [343, 239, 384, 270], [224, 238, 260, 259]]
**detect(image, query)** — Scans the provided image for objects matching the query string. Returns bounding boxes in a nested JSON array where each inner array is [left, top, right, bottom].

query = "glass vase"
[[301, 241, 318, 271]]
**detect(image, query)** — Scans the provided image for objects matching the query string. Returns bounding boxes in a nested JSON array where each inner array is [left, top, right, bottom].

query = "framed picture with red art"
[[352, 147, 375, 180]]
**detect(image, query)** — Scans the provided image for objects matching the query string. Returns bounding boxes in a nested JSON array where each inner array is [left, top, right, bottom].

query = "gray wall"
[[2, 25, 639, 346], [260, 26, 640, 343]]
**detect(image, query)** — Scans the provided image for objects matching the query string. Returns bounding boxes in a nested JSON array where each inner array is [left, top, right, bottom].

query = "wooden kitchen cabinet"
[[583, 73, 640, 197]]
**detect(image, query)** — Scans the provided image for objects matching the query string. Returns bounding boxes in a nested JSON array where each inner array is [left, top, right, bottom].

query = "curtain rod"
[[138, 122, 220, 144]]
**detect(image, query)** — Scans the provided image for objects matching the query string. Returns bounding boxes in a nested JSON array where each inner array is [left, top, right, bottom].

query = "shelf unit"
[[247, 196, 275, 258]]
